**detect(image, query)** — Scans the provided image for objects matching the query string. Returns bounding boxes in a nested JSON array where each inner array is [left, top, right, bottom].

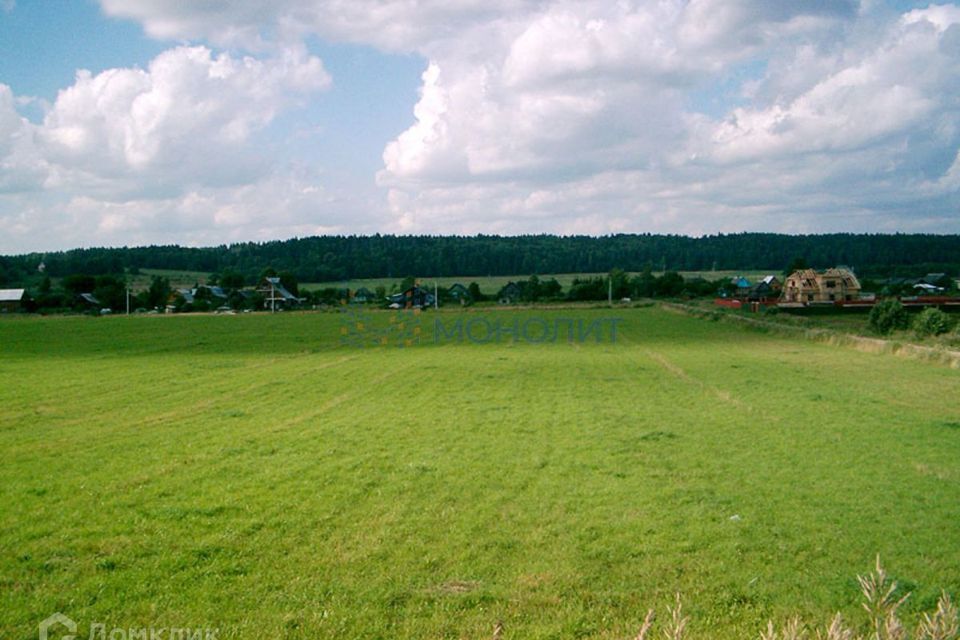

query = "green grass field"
[[2, 308, 959, 639]]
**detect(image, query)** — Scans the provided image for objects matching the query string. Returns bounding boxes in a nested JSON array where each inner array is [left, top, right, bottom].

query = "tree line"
[[3, 233, 960, 286]]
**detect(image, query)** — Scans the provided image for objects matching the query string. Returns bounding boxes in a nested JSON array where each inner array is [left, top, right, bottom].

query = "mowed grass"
[[1, 308, 959, 639]]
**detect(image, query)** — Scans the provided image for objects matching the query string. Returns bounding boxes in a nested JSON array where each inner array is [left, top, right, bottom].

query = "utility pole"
[[126, 287, 130, 315], [435, 281, 439, 310], [271, 280, 276, 313], [608, 277, 613, 306]]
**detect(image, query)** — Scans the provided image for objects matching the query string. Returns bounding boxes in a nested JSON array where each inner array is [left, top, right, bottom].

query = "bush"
[[914, 307, 953, 338], [869, 299, 909, 335]]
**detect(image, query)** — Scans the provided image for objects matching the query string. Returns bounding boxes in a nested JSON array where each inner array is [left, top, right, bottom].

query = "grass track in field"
[[1, 308, 959, 639]]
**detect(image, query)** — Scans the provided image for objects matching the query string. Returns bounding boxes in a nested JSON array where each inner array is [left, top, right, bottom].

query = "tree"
[[468, 282, 485, 301], [62, 274, 96, 296], [220, 271, 245, 290], [540, 277, 562, 299], [868, 299, 909, 335], [278, 271, 299, 296], [92, 275, 126, 311], [784, 257, 808, 276], [609, 268, 630, 299], [654, 271, 685, 297], [913, 307, 952, 338], [522, 274, 541, 301], [567, 276, 606, 301], [146, 276, 171, 310], [630, 265, 656, 298]]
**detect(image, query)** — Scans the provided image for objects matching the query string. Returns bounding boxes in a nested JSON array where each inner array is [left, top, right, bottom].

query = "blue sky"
[[0, 0, 957, 252]]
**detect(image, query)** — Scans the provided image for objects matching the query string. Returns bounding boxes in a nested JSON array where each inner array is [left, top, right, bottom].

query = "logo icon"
[[39, 613, 76, 640]]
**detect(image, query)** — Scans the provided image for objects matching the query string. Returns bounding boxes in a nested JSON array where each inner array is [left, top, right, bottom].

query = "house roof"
[[197, 285, 228, 298], [0, 289, 25, 302], [261, 277, 298, 301], [499, 282, 521, 294], [79, 292, 100, 305], [760, 275, 780, 285]]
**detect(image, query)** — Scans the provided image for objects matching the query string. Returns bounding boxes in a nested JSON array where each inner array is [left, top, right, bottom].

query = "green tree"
[[523, 274, 541, 301], [467, 282, 484, 301], [784, 257, 808, 276], [630, 265, 656, 298], [868, 299, 909, 335], [62, 274, 96, 296], [90, 275, 126, 311], [220, 271, 245, 290], [146, 276, 171, 310], [913, 307, 952, 338], [654, 271, 685, 297], [540, 277, 562, 299], [609, 268, 629, 299], [278, 271, 299, 296]]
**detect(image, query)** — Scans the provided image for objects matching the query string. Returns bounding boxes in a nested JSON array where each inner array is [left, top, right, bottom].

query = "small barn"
[[353, 287, 375, 303], [0, 289, 26, 312], [448, 283, 471, 303], [498, 282, 522, 304]]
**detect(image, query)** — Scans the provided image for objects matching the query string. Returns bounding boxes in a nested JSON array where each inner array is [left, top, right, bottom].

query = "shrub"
[[914, 307, 953, 338], [869, 299, 910, 335], [624, 558, 958, 640]]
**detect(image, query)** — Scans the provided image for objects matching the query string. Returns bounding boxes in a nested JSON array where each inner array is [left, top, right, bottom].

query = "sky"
[[0, 0, 958, 253]]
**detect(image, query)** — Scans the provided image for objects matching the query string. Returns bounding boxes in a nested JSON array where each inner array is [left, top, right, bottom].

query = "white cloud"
[[0, 45, 341, 251], [0, 84, 48, 194], [376, 1, 960, 234], [39, 45, 329, 195], [5, 1, 960, 252]]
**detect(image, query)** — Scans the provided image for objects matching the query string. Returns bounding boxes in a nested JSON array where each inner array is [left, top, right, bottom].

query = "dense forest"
[[2, 233, 959, 286]]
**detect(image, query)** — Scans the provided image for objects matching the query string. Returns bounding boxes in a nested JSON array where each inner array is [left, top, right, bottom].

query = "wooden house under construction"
[[781, 268, 861, 304]]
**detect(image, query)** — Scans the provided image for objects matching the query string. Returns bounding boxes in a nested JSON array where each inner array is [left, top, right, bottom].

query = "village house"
[[388, 285, 434, 309], [257, 277, 301, 311], [0, 288, 27, 312], [352, 287, 375, 303], [781, 268, 861, 303], [748, 275, 782, 301], [448, 283, 471, 303], [730, 276, 752, 296], [195, 284, 229, 301], [498, 282, 522, 304]]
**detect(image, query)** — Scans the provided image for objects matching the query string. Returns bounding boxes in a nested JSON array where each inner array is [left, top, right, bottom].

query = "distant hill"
[[3, 233, 959, 285]]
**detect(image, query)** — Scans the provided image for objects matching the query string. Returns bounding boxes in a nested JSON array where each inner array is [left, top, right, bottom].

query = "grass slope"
[[1, 308, 959, 639]]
